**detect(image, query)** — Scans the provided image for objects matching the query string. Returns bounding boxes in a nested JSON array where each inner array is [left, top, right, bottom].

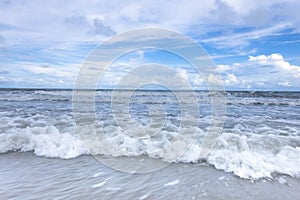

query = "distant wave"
[[0, 90, 299, 106]]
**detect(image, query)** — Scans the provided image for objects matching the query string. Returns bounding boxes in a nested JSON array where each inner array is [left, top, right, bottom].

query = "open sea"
[[0, 89, 300, 199]]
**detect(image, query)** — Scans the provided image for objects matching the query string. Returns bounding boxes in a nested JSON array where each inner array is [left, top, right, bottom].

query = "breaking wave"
[[1, 124, 300, 180]]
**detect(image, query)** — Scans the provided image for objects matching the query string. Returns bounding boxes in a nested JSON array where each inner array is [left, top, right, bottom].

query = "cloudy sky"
[[0, 0, 300, 90]]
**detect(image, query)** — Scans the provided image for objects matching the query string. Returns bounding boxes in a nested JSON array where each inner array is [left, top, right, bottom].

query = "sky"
[[0, 0, 300, 90]]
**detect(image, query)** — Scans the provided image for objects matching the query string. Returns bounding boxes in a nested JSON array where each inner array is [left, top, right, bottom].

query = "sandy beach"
[[1, 152, 299, 200]]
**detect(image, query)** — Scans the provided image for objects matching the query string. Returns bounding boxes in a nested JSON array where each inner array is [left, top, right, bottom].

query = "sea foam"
[[1, 124, 300, 179], [1, 89, 299, 180]]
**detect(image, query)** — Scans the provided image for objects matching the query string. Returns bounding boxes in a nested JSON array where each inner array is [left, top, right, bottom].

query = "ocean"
[[0, 89, 300, 199]]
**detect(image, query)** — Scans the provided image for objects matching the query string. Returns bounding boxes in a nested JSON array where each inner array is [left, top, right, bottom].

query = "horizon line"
[[0, 87, 299, 92]]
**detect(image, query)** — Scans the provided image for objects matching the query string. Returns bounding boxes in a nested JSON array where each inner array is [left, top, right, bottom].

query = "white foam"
[[1, 123, 300, 180], [105, 187, 120, 191], [91, 177, 112, 188], [93, 172, 103, 178], [0, 126, 87, 159], [163, 179, 180, 186], [139, 194, 149, 200], [278, 177, 287, 184], [207, 145, 300, 179]]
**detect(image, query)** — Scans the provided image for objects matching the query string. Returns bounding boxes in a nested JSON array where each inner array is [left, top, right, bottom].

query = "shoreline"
[[1, 152, 299, 200]]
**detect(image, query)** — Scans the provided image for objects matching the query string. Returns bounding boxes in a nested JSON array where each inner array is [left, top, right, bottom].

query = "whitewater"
[[0, 89, 300, 180]]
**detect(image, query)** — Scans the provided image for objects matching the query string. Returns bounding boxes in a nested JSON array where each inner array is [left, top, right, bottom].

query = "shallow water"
[[1, 152, 299, 200], [0, 89, 300, 180]]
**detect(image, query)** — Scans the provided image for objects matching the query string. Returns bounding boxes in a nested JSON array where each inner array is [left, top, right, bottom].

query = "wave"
[[0, 90, 299, 106], [0, 126, 87, 159], [1, 125, 300, 180], [226, 97, 300, 106]]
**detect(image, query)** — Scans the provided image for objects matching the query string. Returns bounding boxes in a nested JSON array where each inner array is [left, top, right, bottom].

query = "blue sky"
[[0, 0, 300, 90]]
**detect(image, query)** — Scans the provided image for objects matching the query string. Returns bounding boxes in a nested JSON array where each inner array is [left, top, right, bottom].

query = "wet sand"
[[0, 152, 299, 200]]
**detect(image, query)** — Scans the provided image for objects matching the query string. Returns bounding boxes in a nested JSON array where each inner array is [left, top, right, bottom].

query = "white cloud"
[[0, 62, 82, 87], [1, 1, 300, 89], [24, 65, 77, 77], [224, 73, 238, 85], [249, 53, 300, 78], [1, 0, 299, 47], [202, 23, 291, 48], [176, 68, 188, 81], [207, 74, 223, 86], [193, 74, 205, 85], [213, 53, 300, 90], [241, 79, 252, 89], [0, 76, 7, 81], [216, 64, 231, 73], [278, 81, 291, 87]]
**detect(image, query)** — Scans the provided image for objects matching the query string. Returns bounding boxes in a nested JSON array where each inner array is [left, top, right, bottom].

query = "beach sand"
[[1, 152, 299, 200]]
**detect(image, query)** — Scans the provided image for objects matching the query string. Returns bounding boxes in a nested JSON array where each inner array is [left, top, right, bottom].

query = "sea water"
[[0, 89, 300, 180]]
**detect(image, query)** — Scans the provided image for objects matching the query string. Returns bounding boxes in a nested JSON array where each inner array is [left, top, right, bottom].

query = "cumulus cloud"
[[1, 0, 299, 45], [0, 1, 300, 89], [207, 74, 223, 86], [176, 68, 188, 81], [249, 53, 300, 78], [216, 64, 231, 73], [224, 73, 238, 85], [64, 13, 116, 37], [89, 19, 116, 36], [278, 81, 291, 87], [214, 53, 300, 90], [193, 74, 205, 86]]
